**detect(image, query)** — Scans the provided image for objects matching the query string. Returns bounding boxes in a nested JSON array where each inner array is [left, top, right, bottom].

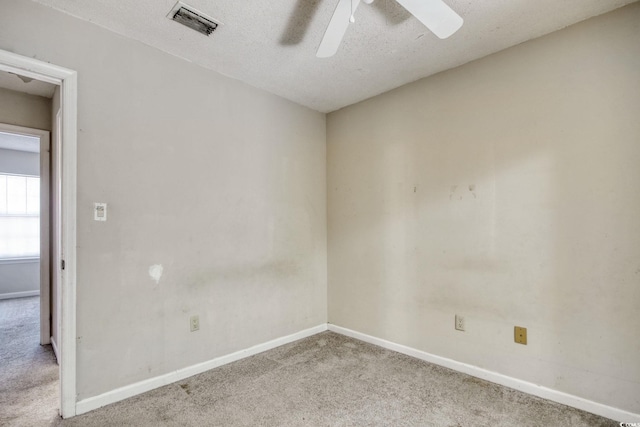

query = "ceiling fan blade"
[[317, 0, 362, 58], [394, 0, 463, 39]]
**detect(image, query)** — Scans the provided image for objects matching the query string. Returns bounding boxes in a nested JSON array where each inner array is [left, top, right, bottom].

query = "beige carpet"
[[2, 296, 616, 426], [0, 296, 59, 426], [59, 333, 613, 426]]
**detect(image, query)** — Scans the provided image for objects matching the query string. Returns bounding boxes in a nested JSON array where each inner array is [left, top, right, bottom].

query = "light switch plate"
[[94, 203, 107, 221]]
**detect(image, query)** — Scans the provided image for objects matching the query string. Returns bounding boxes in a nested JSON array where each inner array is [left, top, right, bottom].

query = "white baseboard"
[[74, 322, 640, 422], [75, 323, 328, 415], [328, 324, 640, 423], [0, 290, 40, 300]]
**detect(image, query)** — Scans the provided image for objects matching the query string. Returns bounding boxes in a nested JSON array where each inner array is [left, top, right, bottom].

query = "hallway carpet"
[[0, 296, 59, 426], [56, 331, 614, 426]]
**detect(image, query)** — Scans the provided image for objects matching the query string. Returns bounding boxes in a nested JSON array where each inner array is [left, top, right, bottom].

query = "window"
[[0, 173, 40, 259]]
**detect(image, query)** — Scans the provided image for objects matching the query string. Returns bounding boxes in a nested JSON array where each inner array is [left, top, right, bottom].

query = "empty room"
[[0, 0, 638, 425]]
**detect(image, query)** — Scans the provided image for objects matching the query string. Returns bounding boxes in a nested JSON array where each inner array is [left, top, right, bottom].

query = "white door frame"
[[0, 123, 51, 345], [0, 49, 78, 418]]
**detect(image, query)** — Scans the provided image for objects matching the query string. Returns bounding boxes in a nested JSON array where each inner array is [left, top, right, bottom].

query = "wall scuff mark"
[[149, 264, 163, 284]]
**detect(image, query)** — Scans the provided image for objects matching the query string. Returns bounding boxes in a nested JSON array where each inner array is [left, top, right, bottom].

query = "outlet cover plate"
[[455, 315, 465, 331], [190, 315, 200, 332], [514, 326, 527, 344]]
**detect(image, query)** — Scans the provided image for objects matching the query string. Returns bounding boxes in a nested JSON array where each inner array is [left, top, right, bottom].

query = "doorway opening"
[[0, 123, 56, 421], [0, 125, 51, 339]]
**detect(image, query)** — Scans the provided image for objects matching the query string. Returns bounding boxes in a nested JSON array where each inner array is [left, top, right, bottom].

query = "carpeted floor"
[[0, 296, 59, 426], [58, 333, 613, 427], [2, 296, 616, 426]]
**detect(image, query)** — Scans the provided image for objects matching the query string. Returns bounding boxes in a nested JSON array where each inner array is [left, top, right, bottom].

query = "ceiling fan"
[[317, 0, 463, 58]]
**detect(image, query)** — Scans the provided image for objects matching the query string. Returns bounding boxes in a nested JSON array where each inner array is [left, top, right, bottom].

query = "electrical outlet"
[[514, 326, 527, 344], [455, 315, 465, 331], [190, 315, 200, 332]]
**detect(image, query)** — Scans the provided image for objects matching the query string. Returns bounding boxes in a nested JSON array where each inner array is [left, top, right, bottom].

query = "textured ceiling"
[[29, 0, 635, 112]]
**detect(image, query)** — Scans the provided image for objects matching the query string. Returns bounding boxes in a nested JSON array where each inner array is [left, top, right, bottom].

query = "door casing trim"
[[0, 49, 78, 418]]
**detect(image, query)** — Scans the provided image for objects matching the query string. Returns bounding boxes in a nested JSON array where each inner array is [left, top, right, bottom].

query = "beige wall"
[[327, 3, 640, 414], [0, 87, 51, 131], [1, 0, 327, 400]]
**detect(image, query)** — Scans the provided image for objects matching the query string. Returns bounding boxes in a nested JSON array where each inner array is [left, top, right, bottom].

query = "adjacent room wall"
[[0, 147, 41, 298], [0, 260, 39, 298], [1, 0, 327, 401], [0, 147, 39, 175], [327, 3, 640, 415], [0, 87, 51, 131]]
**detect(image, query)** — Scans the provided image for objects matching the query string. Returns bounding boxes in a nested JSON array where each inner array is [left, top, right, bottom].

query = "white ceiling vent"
[[168, 2, 221, 36]]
